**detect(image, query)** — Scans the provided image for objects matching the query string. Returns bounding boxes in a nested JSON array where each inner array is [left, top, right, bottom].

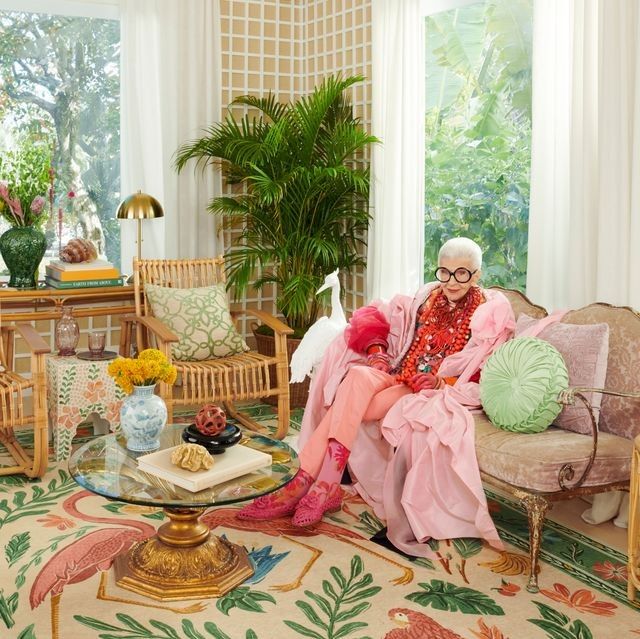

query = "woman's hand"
[[409, 372, 442, 392], [366, 351, 392, 373]]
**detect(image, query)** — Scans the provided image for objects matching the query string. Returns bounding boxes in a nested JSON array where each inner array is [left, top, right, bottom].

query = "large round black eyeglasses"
[[434, 267, 478, 283]]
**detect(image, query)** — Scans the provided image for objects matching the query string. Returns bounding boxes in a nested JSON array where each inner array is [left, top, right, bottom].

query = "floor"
[[543, 493, 627, 553]]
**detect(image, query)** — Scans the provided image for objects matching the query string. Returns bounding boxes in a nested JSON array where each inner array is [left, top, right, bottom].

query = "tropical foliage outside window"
[[424, 0, 533, 290], [0, 9, 121, 272]]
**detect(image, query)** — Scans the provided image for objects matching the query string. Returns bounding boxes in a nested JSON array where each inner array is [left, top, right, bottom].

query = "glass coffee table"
[[68, 425, 299, 601]]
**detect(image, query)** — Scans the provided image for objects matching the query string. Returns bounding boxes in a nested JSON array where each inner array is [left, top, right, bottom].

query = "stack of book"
[[45, 259, 123, 289]]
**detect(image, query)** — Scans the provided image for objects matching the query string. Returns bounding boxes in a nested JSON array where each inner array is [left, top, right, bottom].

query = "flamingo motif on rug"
[[29, 490, 205, 639]]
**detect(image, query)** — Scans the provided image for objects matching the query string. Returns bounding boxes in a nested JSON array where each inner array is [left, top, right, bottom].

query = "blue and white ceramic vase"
[[120, 384, 167, 452]]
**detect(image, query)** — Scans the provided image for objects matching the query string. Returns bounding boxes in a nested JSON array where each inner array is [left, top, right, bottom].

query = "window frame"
[[420, 0, 534, 290], [0, 0, 122, 270]]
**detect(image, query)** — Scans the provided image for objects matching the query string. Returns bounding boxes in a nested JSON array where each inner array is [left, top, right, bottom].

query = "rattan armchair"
[[0, 323, 50, 478], [119, 257, 293, 439]]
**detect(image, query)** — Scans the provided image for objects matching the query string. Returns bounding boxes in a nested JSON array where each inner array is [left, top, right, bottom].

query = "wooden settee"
[[478, 287, 640, 592]]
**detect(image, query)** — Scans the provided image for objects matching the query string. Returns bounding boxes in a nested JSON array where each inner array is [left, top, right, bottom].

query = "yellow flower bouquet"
[[108, 348, 177, 395]]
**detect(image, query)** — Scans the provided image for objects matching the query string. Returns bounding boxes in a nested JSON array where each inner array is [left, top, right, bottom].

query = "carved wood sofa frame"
[[477, 287, 640, 592]]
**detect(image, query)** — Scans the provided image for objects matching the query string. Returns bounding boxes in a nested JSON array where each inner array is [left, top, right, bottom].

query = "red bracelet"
[[366, 344, 386, 355]]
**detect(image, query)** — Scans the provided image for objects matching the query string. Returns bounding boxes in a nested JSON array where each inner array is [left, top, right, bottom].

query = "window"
[[423, 0, 532, 289], [0, 1, 120, 272]]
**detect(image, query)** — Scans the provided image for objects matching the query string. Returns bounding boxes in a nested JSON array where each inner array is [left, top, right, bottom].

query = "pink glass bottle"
[[55, 307, 80, 356]]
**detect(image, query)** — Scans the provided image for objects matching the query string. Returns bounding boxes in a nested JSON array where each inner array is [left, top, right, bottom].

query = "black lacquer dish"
[[181, 424, 242, 455]]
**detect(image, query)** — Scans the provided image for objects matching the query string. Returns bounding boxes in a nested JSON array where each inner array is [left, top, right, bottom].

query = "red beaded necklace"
[[395, 286, 484, 383]]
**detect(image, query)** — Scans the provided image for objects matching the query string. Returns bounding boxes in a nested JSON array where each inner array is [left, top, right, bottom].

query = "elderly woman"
[[239, 238, 515, 556]]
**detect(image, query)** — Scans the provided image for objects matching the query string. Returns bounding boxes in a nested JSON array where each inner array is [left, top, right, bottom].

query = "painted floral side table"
[[46, 355, 125, 461]]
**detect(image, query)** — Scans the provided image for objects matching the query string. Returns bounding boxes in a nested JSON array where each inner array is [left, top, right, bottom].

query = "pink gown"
[[298, 283, 515, 556]]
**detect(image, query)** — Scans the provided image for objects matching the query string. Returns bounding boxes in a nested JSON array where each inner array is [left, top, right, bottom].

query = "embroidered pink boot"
[[236, 468, 314, 520], [292, 439, 349, 527]]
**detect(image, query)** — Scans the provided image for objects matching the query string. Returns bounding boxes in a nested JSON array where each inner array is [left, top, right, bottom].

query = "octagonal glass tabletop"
[[68, 425, 299, 509]]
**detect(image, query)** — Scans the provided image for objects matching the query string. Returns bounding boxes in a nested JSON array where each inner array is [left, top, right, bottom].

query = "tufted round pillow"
[[480, 337, 569, 434]]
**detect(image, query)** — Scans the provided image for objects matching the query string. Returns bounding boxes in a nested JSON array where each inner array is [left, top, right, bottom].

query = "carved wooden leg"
[[520, 493, 550, 593]]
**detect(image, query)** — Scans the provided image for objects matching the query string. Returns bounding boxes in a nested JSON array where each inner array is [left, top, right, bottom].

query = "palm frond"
[[174, 74, 375, 329], [233, 93, 290, 123]]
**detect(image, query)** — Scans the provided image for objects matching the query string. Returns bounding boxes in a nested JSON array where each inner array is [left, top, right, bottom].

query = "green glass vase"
[[0, 226, 47, 289]]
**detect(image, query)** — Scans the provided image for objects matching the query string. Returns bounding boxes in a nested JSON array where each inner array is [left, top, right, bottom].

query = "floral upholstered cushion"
[[144, 283, 249, 361], [480, 337, 569, 433], [516, 314, 610, 435], [473, 411, 632, 491]]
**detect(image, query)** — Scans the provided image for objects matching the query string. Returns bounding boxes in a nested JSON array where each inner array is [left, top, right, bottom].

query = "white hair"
[[438, 237, 482, 271]]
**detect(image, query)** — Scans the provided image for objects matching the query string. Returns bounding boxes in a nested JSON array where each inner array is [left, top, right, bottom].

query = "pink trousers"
[[299, 365, 412, 477]]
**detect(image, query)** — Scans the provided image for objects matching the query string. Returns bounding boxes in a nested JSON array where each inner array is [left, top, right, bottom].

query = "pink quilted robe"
[[298, 283, 515, 556]]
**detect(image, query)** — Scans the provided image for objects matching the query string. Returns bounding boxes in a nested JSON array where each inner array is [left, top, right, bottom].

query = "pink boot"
[[291, 438, 349, 527], [236, 469, 314, 520]]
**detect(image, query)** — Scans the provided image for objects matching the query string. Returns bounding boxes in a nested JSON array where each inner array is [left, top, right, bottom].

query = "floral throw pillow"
[[144, 283, 249, 361], [515, 314, 610, 434]]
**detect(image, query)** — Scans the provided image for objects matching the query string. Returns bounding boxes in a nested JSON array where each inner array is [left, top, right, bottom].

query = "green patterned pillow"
[[144, 283, 249, 361], [480, 337, 569, 434]]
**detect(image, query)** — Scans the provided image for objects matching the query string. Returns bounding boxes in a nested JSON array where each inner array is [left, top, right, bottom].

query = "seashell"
[[59, 238, 98, 263], [194, 403, 226, 436], [170, 443, 214, 472]]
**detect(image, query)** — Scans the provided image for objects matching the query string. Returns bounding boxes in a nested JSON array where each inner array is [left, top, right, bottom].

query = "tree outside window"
[[424, 0, 532, 290], [0, 9, 120, 271]]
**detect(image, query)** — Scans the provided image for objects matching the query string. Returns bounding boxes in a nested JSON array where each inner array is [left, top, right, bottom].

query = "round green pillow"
[[480, 337, 569, 434]]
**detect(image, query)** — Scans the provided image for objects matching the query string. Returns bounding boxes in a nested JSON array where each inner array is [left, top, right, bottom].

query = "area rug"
[[1, 404, 638, 639]]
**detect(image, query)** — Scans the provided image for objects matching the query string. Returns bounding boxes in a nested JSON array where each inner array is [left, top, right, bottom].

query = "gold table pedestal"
[[113, 507, 254, 601]]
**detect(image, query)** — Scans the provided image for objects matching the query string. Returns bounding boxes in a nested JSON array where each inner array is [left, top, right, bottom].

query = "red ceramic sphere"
[[194, 404, 227, 437]]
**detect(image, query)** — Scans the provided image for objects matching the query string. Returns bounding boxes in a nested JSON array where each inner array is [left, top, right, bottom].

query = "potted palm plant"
[[175, 75, 377, 404]]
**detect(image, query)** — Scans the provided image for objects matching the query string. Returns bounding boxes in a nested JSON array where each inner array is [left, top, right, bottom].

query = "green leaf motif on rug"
[[452, 538, 483, 583], [0, 470, 76, 530], [17, 624, 35, 639], [528, 601, 594, 639], [356, 512, 384, 537], [560, 542, 585, 566], [0, 589, 18, 629], [0, 475, 29, 490], [451, 538, 483, 558], [74, 613, 261, 639], [216, 586, 275, 615], [284, 555, 382, 639], [5, 531, 30, 566], [406, 579, 505, 615]]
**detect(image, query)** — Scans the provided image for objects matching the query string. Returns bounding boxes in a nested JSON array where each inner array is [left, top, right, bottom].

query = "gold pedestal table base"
[[113, 507, 254, 600]]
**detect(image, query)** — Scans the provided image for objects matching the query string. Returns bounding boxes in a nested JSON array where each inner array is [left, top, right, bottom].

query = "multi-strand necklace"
[[395, 286, 484, 383]]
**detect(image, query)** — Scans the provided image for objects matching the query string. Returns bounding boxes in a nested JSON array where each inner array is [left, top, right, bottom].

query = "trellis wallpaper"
[[219, 0, 372, 330]]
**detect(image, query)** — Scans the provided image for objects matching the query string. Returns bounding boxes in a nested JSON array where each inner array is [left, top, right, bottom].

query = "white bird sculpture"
[[290, 269, 348, 383]]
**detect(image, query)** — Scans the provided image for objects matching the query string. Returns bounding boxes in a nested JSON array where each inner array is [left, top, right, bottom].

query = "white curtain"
[[119, 0, 221, 275], [527, 0, 640, 311], [368, 0, 425, 301]]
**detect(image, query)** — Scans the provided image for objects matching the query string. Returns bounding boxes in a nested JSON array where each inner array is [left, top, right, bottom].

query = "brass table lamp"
[[116, 191, 164, 263]]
